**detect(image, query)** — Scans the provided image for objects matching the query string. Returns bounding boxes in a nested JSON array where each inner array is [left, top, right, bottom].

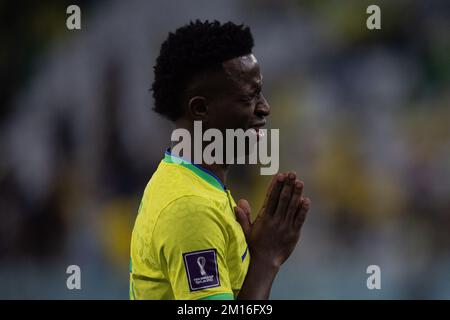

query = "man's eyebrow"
[[237, 75, 263, 94], [242, 84, 259, 95], [252, 80, 262, 92]]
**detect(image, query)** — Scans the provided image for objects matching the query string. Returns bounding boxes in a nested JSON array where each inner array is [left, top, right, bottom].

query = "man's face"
[[204, 54, 270, 135]]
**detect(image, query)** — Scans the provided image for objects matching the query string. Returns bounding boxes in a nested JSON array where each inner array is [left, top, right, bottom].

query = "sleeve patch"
[[183, 249, 220, 291]]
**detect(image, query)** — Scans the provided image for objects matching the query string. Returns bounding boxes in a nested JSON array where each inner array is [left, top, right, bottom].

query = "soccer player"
[[129, 20, 311, 300]]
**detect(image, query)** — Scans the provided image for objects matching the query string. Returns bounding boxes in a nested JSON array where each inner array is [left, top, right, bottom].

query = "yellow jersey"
[[129, 150, 250, 300]]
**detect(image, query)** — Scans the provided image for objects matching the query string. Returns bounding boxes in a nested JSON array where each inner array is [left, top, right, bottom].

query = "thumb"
[[237, 199, 251, 217], [235, 205, 251, 238]]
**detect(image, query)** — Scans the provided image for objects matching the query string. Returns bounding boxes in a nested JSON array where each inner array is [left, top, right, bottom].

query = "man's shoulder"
[[159, 195, 218, 222], [145, 161, 224, 209]]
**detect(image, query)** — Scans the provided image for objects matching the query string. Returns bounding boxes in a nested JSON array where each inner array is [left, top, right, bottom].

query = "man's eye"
[[250, 92, 261, 100], [241, 92, 261, 103], [241, 96, 253, 102]]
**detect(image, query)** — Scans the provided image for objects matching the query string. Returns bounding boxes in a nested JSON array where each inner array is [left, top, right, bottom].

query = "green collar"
[[163, 151, 226, 192]]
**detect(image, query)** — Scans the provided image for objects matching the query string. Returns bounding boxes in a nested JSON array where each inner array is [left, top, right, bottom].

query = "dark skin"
[[175, 53, 311, 300]]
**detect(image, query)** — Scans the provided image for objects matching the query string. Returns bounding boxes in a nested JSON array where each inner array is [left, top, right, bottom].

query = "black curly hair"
[[152, 20, 254, 121]]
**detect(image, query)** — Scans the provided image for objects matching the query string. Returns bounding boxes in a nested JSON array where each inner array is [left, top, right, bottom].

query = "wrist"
[[249, 250, 282, 271]]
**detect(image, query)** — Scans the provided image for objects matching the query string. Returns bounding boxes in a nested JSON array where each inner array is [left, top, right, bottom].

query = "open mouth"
[[251, 127, 265, 138]]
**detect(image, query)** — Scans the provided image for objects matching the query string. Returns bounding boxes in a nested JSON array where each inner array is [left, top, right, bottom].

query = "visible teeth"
[[258, 129, 265, 138], [250, 127, 264, 138]]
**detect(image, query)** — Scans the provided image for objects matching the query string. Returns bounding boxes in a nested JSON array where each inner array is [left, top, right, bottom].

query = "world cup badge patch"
[[183, 249, 220, 291]]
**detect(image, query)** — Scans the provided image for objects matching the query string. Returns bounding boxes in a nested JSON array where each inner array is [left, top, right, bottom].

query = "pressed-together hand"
[[235, 172, 311, 268]]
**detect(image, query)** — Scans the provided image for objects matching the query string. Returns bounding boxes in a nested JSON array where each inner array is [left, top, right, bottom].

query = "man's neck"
[[201, 162, 228, 188], [172, 120, 229, 188]]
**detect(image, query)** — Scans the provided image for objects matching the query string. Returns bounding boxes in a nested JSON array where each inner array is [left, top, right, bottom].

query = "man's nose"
[[256, 94, 270, 117]]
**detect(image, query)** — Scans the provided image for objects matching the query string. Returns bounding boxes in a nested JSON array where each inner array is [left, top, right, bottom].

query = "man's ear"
[[188, 96, 208, 120]]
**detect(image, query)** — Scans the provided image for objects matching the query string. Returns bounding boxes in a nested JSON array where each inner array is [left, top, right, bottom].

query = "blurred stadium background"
[[1, 0, 449, 299]]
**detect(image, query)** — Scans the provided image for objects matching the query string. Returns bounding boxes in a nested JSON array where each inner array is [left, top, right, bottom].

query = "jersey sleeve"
[[152, 195, 234, 300]]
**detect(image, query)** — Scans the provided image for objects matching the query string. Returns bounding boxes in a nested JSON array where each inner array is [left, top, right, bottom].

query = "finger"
[[235, 206, 252, 238], [294, 196, 311, 229], [237, 199, 252, 222], [261, 174, 282, 209], [237, 199, 251, 217], [274, 172, 297, 219], [285, 179, 304, 223], [264, 173, 286, 216]]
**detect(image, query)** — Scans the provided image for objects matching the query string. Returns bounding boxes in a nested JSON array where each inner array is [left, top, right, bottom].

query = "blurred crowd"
[[0, 0, 449, 298]]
